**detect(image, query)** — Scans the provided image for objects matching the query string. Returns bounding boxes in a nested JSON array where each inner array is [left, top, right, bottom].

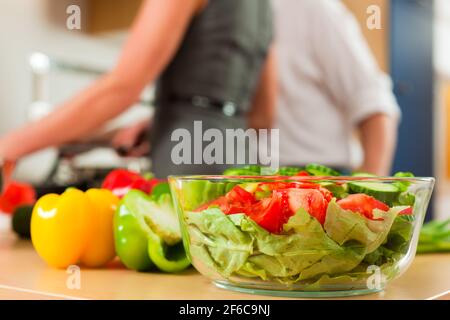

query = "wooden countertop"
[[1, 232, 449, 300]]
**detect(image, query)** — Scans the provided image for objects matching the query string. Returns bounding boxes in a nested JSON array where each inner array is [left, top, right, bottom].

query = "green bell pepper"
[[114, 189, 190, 273]]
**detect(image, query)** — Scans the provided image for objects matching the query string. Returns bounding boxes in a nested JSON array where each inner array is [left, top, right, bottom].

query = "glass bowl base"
[[213, 280, 383, 298]]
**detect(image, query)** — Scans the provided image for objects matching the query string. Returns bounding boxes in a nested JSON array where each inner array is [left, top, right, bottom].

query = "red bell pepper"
[[102, 169, 161, 198]]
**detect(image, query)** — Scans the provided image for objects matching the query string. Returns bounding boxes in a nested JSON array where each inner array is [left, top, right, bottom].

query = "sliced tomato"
[[316, 186, 333, 202], [195, 186, 255, 214], [225, 186, 255, 205], [255, 181, 332, 202], [399, 206, 413, 215], [337, 194, 389, 220], [295, 171, 310, 176], [196, 183, 332, 233], [289, 182, 332, 203], [257, 182, 292, 191], [194, 196, 231, 213], [248, 191, 291, 233], [287, 188, 328, 225]]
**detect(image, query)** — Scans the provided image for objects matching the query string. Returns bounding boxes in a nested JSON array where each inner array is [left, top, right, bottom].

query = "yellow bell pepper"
[[31, 188, 119, 268]]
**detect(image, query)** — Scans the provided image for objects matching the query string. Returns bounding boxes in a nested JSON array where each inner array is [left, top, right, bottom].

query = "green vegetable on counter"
[[114, 188, 190, 272], [417, 219, 450, 253], [12, 205, 34, 239]]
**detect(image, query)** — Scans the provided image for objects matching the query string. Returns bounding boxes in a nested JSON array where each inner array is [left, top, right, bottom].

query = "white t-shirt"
[[273, 0, 400, 169]]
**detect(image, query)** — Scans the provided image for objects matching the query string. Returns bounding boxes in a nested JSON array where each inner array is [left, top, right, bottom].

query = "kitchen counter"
[[1, 232, 449, 300]]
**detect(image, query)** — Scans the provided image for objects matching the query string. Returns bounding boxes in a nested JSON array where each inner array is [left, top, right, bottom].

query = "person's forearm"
[[0, 73, 139, 160], [358, 113, 398, 176]]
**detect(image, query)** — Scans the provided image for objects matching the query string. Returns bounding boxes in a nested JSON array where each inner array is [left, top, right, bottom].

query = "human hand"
[[1, 158, 17, 192], [111, 120, 151, 157]]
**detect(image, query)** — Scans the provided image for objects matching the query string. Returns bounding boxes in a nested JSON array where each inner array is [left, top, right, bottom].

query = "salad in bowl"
[[169, 164, 434, 297]]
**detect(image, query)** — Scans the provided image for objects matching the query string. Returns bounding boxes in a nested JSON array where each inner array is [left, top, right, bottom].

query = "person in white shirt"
[[273, 0, 400, 175]]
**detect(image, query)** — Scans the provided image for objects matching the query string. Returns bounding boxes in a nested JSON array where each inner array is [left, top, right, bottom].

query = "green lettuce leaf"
[[417, 219, 450, 253], [302, 261, 399, 291], [186, 208, 366, 282], [231, 209, 351, 279], [185, 201, 409, 286], [385, 215, 414, 252], [185, 209, 253, 277], [324, 200, 406, 253], [236, 262, 269, 280]]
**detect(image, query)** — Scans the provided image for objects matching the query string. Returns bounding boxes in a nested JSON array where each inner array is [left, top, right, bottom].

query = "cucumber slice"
[[223, 165, 263, 176], [223, 168, 259, 176], [351, 172, 377, 177], [241, 165, 262, 174], [306, 164, 341, 176], [277, 167, 303, 176], [393, 171, 415, 192], [348, 181, 400, 204], [394, 172, 415, 178]]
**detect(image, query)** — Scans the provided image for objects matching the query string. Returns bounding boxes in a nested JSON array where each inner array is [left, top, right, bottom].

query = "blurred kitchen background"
[[0, 0, 448, 220]]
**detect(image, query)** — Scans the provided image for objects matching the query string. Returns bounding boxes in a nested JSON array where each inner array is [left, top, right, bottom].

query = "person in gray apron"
[[0, 0, 274, 178], [150, 0, 273, 177]]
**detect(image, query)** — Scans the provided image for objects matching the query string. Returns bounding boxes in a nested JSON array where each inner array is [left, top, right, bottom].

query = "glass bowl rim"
[[168, 175, 435, 185]]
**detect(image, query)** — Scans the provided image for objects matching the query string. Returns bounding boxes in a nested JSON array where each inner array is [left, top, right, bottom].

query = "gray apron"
[[150, 0, 273, 177]]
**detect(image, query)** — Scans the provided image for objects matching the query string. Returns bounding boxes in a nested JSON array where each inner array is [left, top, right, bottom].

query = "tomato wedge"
[[287, 188, 328, 225], [225, 186, 255, 205], [337, 194, 389, 220], [248, 191, 291, 234], [195, 182, 335, 233], [194, 196, 230, 213], [256, 182, 332, 203], [399, 206, 413, 215], [195, 186, 255, 214]]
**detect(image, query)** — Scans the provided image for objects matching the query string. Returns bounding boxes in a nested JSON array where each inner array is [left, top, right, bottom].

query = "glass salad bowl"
[[169, 174, 434, 298]]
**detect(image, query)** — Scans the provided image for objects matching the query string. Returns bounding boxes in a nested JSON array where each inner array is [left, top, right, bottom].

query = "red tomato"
[[195, 196, 231, 213], [257, 182, 290, 191], [225, 186, 255, 205], [337, 194, 389, 220], [102, 169, 160, 198], [257, 182, 332, 203], [248, 191, 292, 233], [295, 171, 310, 176], [0, 181, 36, 214], [196, 186, 255, 214], [399, 206, 413, 215], [196, 182, 333, 233], [287, 188, 328, 225]]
